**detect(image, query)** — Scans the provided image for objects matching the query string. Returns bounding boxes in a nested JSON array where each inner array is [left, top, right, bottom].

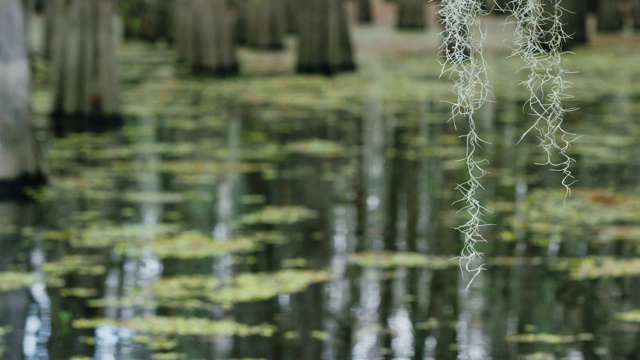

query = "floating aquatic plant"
[[208, 269, 329, 305], [506, 332, 593, 344], [349, 251, 452, 269], [239, 206, 317, 225], [0, 271, 38, 292], [506, 189, 640, 246], [74, 224, 178, 249], [73, 316, 275, 337], [92, 269, 328, 310], [285, 139, 347, 158], [616, 309, 640, 323], [150, 231, 257, 259], [568, 256, 640, 280]]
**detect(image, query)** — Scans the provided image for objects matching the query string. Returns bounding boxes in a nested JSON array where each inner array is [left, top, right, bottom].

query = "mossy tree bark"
[[245, 0, 286, 50], [49, 0, 122, 133], [0, 0, 46, 199], [397, 0, 426, 30], [174, 0, 238, 76], [597, 0, 623, 31], [296, 0, 356, 75]]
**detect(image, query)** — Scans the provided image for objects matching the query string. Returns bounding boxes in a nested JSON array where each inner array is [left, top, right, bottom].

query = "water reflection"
[[2, 48, 640, 360]]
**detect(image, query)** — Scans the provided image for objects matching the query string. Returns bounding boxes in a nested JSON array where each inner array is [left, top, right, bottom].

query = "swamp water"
[[2, 25, 640, 360]]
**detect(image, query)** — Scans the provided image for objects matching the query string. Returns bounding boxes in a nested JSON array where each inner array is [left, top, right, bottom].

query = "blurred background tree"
[[296, 0, 356, 75], [245, 0, 286, 50], [173, 0, 238, 76], [0, 0, 46, 200], [397, 0, 427, 30], [48, 0, 122, 134]]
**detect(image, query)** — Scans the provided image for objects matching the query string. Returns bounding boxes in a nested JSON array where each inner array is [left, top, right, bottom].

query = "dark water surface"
[[2, 32, 640, 360]]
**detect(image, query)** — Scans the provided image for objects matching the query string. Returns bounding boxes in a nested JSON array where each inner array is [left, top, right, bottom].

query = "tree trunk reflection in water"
[[0, 204, 35, 360], [360, 97, 386, 252]]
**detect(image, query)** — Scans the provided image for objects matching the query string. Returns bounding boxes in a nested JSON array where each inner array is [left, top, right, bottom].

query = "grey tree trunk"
[[597, 0, 623, 31], [296, 0, 356, 75], [175, 0, 238, 76], [397, 0, 426, 30], [0, 0, 46, 199], [246, 0, 286, 50], [49, 0, 122, 133]]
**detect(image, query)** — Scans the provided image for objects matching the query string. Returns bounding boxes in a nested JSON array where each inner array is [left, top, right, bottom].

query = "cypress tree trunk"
[[284, 0, 298, 33], [562, 0, 588, 47], [597, 0, 623, 32], [0, 0, 46, 200], [50, 0, 122, 133], [357, 0, 373, 23], [175, 0, 238, 76], [235, 0, 249, 44], [119, 0, 174, 42], [397, 0, 426, 30], [296, 0, 356, 75], [245, 0, 286, 50], [174, 0, 192, 61], [633, 0, 640, 30]]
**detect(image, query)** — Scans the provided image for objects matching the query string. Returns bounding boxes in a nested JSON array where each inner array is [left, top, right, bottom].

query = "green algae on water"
[[349, 251, 451, 269], [73, 316, 275, 337], [0, 272, 37, 292]]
